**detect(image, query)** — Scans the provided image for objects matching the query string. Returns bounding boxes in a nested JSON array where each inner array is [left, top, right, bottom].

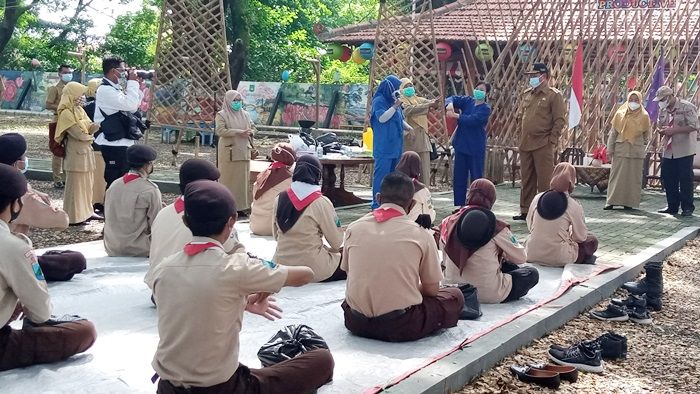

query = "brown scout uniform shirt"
[[518, 85, 567, 152], [45, 81, 66, 120], [150, 237, 288, 388], [11, 185, 69, 234], [658, 99, 699, 159], [341, 203, 443, 317], [0, 220, 52, 326], [249, 178, 292, 236], [104, 172, 163, 257]]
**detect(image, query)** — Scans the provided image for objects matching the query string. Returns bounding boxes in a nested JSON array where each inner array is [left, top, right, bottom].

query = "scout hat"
[[0, 163, 28, 199], [179, 159, 220, 194], [0, 133, 27, 166], [536, 190, 568, 220], [127, 144, 157, 167], [184, 180, 236, 229], [525, 63, 549, 75], [456, 207, 497, 250], [653, 86, 674, 102]]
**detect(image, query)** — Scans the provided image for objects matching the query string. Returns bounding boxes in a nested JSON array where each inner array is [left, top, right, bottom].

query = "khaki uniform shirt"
[[104, 173, 163, 257], [518, 85, 567, 152], [658, 99, 699, 159], [249, 178, 292, 236], [215, 113, 253, 162], [45, 81, 66, 120], [0, 220, 52, 326], [272, 195, 343, 282], [607, 127, 650, 160], [63, 125, 96, 173], [525, 192, 588, 266], [406, 188, 436, 223], [442, 228, 526, 303], [150, 237, 288, 388], [403, 101, 432, 153], [146, 200, 244, 288], [341, 203, 443, 317], [11, 185, 69, 234]]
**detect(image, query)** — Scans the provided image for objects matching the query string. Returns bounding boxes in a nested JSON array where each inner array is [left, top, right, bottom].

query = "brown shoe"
[[510, 365, 561, 389], [529, 363, 578, 383]]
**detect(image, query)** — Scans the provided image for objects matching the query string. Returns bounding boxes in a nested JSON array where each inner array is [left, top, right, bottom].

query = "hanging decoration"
[[326, 44, 344, 60], [436, 42, 452, 61], [339, 46, 352, 62], [281, 70, 291, 82], [351, 48, 366, 64], [474, 43, 494, 62], [517, 43, 536, 62], [606, 44, 626, 61], [359, 43, 375, 59]]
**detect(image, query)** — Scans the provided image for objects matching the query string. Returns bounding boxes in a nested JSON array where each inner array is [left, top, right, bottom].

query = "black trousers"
[[661, 155, 695, 213], [101, 145, 129, 188], [502, 261, 540, 302]]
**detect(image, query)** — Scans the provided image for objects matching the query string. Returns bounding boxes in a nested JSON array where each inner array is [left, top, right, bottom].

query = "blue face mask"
[[61, 73, 73, 83], [529, 76, 541, 89], [473, 89, 486, 101], [403, 87, 416, 97], [231, 101, 242, 111]]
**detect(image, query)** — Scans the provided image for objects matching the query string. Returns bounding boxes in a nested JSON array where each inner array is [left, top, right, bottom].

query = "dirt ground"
[[458, 239, 700, 394]]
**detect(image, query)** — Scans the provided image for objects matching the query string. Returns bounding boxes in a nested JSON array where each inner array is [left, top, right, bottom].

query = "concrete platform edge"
[[384, 226, 700, 394]]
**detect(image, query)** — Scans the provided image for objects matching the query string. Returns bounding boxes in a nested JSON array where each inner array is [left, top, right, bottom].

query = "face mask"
[[628, 102, 641, 111], [19, 157, 28, 174], [231, 101, 242, 111], [529, 76, 541, 89], [9, 200, 23, 223], [61, 73, 73, 83], [403, 87, 415, 97], [473, 89, 486, 101]]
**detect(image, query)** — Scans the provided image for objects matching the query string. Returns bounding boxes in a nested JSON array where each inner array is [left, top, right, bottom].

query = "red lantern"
[[436, 42, 452, 61], [606, 44, 626, 61], [339, 46, 352, 62]]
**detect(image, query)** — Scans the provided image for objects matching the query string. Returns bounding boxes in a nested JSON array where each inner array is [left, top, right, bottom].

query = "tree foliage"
[[102, 6, 159, 69]]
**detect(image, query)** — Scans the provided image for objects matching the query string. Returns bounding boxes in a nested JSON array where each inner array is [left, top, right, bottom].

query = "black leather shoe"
[[681, 210, 694, 217], [603, 205, 614, 210], [512, 214, 526, 221], [657, 207, 678, 214], [510, 365, 561, 389]]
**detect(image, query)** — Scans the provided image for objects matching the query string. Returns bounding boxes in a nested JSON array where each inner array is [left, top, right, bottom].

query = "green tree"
[[102, 6, 159, 68]]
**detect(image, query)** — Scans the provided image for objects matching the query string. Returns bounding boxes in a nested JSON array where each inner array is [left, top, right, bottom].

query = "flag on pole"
[[645, 52, 666, 123], [568, 42, 584, 129]]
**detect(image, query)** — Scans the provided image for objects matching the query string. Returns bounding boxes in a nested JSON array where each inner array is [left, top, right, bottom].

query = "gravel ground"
[[458, 239, 700, 394]]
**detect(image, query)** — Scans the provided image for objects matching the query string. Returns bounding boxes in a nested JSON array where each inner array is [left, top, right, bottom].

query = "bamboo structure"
[[150, 0, 231, 166]]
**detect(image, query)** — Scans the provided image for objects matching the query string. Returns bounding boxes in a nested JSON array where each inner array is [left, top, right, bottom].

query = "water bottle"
[[316, 144, 324, 158]]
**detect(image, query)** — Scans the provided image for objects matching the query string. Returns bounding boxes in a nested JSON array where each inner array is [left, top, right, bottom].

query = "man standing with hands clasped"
[[513, 63, 567, 221], [45, 64, 74, 189], [654, 86, 699, 217]]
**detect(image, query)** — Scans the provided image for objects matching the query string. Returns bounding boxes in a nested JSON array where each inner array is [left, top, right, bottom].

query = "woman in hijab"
[[272, 155, 345, 282], [55, 81, 100, 225], [370, 75, 412, 209], [605, 91, 651, 210], [525, 162, 598, 266], [83, 78, 107, 214], [395, 151, 435, 224], [441, 179, 536, 303], [250, 143, 296, 235], [400, 78, 436, 185], [215, 89, 255, 214]]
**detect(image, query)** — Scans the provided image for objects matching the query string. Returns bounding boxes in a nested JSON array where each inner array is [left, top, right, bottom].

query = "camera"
[[136, 70, 155, 80]]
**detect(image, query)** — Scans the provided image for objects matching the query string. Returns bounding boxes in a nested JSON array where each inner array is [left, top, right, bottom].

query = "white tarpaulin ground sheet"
[[0, 223, 608, 393]]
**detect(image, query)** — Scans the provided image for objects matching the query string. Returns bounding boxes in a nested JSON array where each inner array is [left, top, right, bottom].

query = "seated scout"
[[526, 162, 599, 266], [441, 179, 539, 303], [341, 172, 465, 342], [250, 143, 296, 236], [0, 133, 85, 282], [0, 164, 96, 372], [146, 159, 244, 288], [150, 180, 334, 394], [104, 144, 163, 257], [272, 154, 345, 282], [395, 151, 436, 224]]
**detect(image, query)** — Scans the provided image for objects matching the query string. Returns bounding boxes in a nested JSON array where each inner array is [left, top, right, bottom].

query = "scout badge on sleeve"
[[257, 324, 329, 367]]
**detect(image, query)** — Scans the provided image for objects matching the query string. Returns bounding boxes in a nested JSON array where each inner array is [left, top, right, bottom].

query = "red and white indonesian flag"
[[568, 42, 584, 129]]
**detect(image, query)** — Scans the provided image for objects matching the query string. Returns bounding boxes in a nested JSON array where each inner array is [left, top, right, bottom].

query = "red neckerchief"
[[287, 189, 323, 211], [372, 207, 404, 223], [270, 161, 288, 170], [183, 242, 220, 256], [123, 173, 140, 184], [174, 196, 185, 214]]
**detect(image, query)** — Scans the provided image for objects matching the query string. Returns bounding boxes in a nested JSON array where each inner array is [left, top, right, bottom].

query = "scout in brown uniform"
[[104, 144, 162, 257], [441, 179, 538, 304], [654, 86, 699, 216], [150, 180, 334, 394], [0, 164, 96, 371], [526, 163, 598, 266], [272, 155, 345, 282], [249, 143, 296, 236], [396, 151, 436, 224], [45, 64, 74, 189], [514, 63, 567, 221], [342, 172, 464, 342]]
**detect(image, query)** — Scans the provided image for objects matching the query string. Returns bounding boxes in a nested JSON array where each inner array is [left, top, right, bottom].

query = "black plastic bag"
[[458, 284, 482, 320], [257, 325, 329, 367]]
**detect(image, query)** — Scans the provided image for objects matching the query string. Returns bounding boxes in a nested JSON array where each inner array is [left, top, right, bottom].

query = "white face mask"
[[628, 102, 641, 111]]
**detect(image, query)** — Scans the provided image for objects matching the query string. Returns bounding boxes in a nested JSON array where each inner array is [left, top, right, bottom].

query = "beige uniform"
[[104, 173, 162, 257], [46, 81, 66, 183], [658, 99, 699, 159], [272, 195, 343, 282], [406, 188, 436, 223], [443, 228, 526, 303], [62, 125, 96, 224], [150, 237, 288, 388], [341, 203, 443, 317], [525, 192, 588, 266], [215, 113, 253, 211], [11, 185, 69, 235], [403, 101, 433, 185], [0, 220, 51, 326], [146, 199, 244, 288], [249, 178, 292, 236]]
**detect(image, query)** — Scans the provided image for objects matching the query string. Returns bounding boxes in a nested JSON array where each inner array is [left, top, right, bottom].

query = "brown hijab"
[[254, 143, 296, 200], [218, 90, 251, 130], [550, 162, 577, 193], [395, 151, 426, 192]]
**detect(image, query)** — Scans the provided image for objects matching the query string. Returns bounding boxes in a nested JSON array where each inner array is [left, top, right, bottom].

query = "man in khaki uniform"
[[654, 86, 699, 216], [104, 144, 162, 257], [513, 63, 567, 220], [45, 64, 73, 189], [150, 180, 334, 393], [341, 172, 464, 342], [0, 164, 96, 371]]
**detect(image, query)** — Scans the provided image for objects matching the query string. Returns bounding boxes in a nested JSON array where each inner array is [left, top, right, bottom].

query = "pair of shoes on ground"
[[590, 295, 652, 324], [603, 205, 633, 211], [621, 261, 663, 311], [510, 363, 578, 389], [657, 207, 694, 217], [53, 181, 65, 189], [512, 213, 526, 221], [547, 332, 628, 373]]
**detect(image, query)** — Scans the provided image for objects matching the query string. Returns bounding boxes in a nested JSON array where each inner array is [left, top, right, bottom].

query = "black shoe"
[[628, 305, 652, 324], [581, 255, 597, 265], [622, 261, 663, 300], [681, 210, 694, 217], [54, 181, 65, 189], [548, 341, 604, 373], [509, 365, 561, 389], [590, 304, 629, 322], [623, 206, 633, 210], [657, 207, 678, 214], [596, 332, 628, 360], [603, 205, 614, 210], [611, 293, 643, 308], [512, 214, 526, 221], [236, 210, 249, 219]]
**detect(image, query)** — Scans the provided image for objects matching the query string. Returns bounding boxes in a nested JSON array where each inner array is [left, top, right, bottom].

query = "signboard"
[[597, 0, 677, 10]]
